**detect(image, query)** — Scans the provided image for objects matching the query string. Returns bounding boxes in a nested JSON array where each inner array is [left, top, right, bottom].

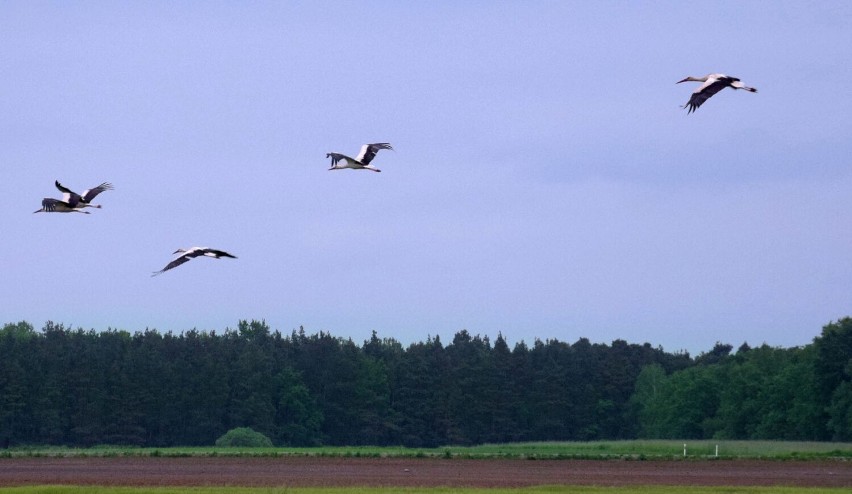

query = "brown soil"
[[0, 457, 850, 488]]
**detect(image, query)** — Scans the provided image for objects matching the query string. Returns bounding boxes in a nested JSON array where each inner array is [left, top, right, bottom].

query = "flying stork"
[[152, 247, 237, 276], [677, 74, 757, 113], [327, 143, 393, 172], [33, 180, 113, 214]]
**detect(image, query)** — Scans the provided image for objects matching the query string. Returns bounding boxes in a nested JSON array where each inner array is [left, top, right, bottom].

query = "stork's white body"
[[327, 143, 393, 172], [330, 156, 381, 172]]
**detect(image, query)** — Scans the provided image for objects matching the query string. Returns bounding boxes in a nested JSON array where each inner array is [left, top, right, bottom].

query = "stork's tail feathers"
[[730, 81, 757, 92]]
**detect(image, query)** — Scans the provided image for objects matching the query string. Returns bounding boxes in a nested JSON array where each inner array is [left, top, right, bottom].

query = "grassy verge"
[[2, 440, 851, 460], [2, 486, 852, 494]]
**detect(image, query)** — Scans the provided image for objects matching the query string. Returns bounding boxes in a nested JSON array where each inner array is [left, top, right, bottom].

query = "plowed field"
[[1, 457, 850, 488]]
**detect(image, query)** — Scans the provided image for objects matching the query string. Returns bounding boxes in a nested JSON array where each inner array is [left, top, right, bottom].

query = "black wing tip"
[[682, 103, 695, 114]]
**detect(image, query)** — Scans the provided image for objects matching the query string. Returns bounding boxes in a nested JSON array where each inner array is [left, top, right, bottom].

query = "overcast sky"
[[3, 1, 852, 355]]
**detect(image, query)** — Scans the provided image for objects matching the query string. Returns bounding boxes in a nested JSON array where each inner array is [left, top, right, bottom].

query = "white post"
[[683, 443, 686, 457], [715, 444, 719, 457]]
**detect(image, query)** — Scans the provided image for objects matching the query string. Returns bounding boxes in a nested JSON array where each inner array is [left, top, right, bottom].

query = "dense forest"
[[1, 318, 851, 447]]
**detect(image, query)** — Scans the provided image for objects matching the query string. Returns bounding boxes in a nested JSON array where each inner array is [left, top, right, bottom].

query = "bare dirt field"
[[0, 457, 850, 488]]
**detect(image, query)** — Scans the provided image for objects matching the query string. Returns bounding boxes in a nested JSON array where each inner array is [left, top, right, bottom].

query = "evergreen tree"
[[814, 318, 852, 440], [274, 366, 323, 445]]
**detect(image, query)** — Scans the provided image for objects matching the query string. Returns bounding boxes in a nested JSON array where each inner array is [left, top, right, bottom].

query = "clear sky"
[[3, 1, 852, 355]]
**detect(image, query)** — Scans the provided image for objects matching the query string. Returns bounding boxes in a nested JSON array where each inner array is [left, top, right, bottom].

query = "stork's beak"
[[676, 78, 689, 84]]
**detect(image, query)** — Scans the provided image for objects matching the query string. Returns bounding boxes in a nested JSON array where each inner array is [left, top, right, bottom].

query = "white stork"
[[327, 143, 393, 172], [33, 180, 113, 214], [152, 247, 237, 276], [677, 74, 757, 114]]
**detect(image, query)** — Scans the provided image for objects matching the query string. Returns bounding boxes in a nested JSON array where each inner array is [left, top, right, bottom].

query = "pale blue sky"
[[3, 1, 851, 354]]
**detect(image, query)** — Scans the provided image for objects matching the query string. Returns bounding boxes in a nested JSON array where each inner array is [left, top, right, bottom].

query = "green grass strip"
[[2, 487, 852, 494], [4, 440, 852, 459]]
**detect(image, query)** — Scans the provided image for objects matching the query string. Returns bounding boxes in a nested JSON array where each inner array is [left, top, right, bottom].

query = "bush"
[[214, 427, 273, 447]]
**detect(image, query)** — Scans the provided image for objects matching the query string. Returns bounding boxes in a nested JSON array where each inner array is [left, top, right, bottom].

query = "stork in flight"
[[33, 180, 113, 214], [327, 143, 393, 172], [152, 247, 237, 276], [677, 74, 757, 114]]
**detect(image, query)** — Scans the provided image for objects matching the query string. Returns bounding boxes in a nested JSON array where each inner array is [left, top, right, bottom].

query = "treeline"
[[634, 319, 852, 441], [0, 318, 850, 447]]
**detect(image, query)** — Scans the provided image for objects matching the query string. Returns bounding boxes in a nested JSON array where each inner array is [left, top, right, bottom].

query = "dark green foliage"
[[214, 427, 273, 447], [1, 317, 851, 447], [274, 366, 323, 445], [634, 319, 852, 441], [393, 335, 451, 447], [814, 318, 852, 440]]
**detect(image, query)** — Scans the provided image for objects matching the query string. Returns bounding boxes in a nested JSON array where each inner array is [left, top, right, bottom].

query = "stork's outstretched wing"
[[41, 198, 62, 212], [326, 152, 352, 167], [684, 78, 730, 114], [54, 180, 112, 205], [81, 182, 113, 202], [152, 254, 193, 276], [54, 180, 82, 206], [356, 143, 393, 166], [54, 180, 74, 195], [35, 198, 89, 214]]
